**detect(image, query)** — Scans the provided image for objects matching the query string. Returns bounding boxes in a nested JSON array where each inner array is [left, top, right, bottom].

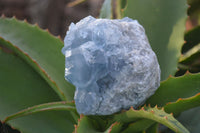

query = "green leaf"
[[146, 73, 200, 107], [145, 123, 159, 133], [4, 101, 76, 122], [75, 115, 122, 133], [178, 50, 200, 73], [182, 26, 200, 53], [104, 122, 122, 133], [178, 43, 200, 73], [123, 0, 187, 80], [177, 106, 200, 133], [123, 92, 200, 133], [0, 17, 75, 101], [75, 115, 100, 133], [122, 119, 155, 133], [99, 0, 113, 19], [187, 0, 200, 24], [144, 73, 200, 132], [0, 49, 75, 133], [187, 0, 199, 5], [119, 0, 127, 10], [164, 93, 200, 116], [114, 106, 189, 133]]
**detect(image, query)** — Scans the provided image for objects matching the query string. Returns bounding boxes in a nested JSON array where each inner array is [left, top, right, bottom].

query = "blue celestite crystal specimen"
[[62, 16, 160, 115]]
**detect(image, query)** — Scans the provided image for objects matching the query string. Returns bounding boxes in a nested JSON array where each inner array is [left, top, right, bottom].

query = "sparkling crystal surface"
[[62, 16, 161, 115]]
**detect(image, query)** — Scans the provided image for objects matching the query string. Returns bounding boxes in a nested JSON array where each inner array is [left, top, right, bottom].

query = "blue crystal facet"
[[62, 16, 160, 115]]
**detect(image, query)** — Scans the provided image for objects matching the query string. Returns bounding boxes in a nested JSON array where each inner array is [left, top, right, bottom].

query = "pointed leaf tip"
[[1, 14, 5, 18], [34, 23, 39, 26], [12, 16, 16, 19], [141, 107, 145, 111], [151, 110, 155, 114], [23, 19, 28, 23], [80, 114, 84, 119], [177, 98, 183, 101], [45, 28, 50, 32], [130, 106, 134, 110], [185, 70, 190, 74]]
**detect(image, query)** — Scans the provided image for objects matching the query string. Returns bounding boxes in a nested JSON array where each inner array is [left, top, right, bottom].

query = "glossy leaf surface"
[[0, 17, 74, 101], [147, 73, 200, 107], [114, 106, 189, 133], [123, 0, 187, 80], [0, 49, 75, 133]]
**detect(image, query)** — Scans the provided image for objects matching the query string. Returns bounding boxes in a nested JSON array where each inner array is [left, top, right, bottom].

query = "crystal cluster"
[[62, 16, 160, 115]]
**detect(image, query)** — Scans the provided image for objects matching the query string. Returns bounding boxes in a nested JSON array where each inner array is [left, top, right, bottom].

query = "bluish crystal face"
[[62, 16, 160, 115]]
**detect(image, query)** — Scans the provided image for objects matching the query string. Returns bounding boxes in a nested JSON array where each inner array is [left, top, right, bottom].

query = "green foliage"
[[104, 122, 122, 133], [122, 119, 155, 133], [114, 106, 189, 133], [4, 101, 77, 122], [178, 0, 200, 75], [145, 123, 159, 133], [177, 106, 200, 133], [0, 0, 200, 132], [147, 73, 200, 107], [0, 49, 75, 133], [123, 0, 187, 80], [0, 17, 75, 101], [179, 26, 200, 73], [187, 0, 200, 24], [164, 93, 200, 116], [182, 26, 200, 53]]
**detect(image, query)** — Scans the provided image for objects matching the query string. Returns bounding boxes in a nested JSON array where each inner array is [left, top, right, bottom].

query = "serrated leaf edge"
[[0, 16, 67, 100], [0, 36, 66, 100], [115, 106, 189, 133], [164, 93, 200, 116]]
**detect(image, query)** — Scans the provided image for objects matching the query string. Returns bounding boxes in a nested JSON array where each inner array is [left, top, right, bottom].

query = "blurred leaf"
[[67, 0, 86, 7], [187, 0, 199, 5], [187, 0, 200, 24], [177, 106, 200, 133], [120, 0, 127, 10], [4, 101, 76, 122], [100, 0, 113, 19], [0, 17, 74, 101], [122, 119, 155, 133], [164, 93, 200, 116], [146, 123, 159, 133], [0, 122, 20, 133], [100, 0, 127, 19], [146, 73, 200, 107], [0, 49, 75, 133], [114, 0, 128, 19], [182, 26, 200, 53], [123, 0, 187, 80], [114, 106, 189, 133], [179, 44, 200, 73]]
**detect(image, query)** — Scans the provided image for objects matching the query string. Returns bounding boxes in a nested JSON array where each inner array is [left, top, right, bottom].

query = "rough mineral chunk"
[[62, 16, 160, 115]]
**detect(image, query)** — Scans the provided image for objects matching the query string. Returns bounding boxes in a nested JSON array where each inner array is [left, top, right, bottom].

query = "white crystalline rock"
[[62, 16, 160, 115]]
